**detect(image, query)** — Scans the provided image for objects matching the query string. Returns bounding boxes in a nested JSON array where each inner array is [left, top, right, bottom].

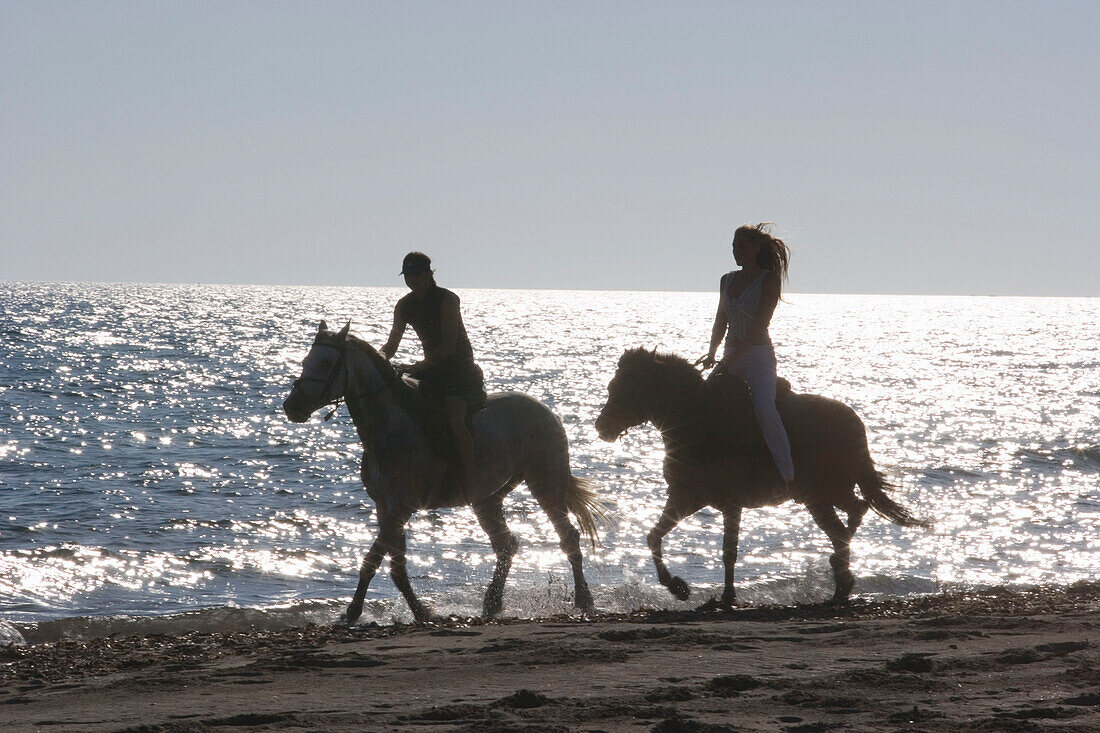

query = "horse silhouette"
[[284, 321, 603, 623], [595, 347, 928, 606]]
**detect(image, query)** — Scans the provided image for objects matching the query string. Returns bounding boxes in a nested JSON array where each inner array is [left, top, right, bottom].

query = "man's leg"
[[444, 395, 476, 491]]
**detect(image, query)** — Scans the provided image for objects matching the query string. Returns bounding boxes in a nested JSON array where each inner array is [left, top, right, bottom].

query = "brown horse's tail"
[[566, 476, 610, 551], [857, 467, 931, 528]]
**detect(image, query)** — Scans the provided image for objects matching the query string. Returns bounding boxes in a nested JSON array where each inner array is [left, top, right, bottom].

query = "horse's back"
[[473, 391, 569, 464], [701, 375, 871, 473], [779, 391, 875, 487], [780, 391, 867, 444], [479, 390, 560, 424]]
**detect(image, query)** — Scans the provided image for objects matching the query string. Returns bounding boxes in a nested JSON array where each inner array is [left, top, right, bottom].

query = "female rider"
[[701, 224, 795, 485]]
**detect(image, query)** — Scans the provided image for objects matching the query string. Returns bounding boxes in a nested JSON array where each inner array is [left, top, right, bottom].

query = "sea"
[[2, 282, 1098, 645]]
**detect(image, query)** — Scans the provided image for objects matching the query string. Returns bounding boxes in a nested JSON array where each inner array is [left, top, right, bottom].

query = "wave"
[[1016, 445, 1100, 472], [10, 571, 960, 645]]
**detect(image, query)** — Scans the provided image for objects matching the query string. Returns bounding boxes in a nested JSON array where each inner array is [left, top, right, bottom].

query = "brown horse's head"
[[283, 320, 351, 423], [595, 351, 649, 441], [596, 348, 702, 441]]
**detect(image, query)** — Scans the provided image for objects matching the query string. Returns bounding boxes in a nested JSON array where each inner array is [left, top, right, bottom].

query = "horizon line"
[[2, 279, 1098, 300]]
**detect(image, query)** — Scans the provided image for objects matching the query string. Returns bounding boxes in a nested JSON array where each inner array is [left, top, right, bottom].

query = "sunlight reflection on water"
[[1, 283, 1098, 631]]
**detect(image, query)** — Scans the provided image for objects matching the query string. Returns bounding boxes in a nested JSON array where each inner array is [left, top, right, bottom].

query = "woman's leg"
[[730, 346, 795, 482]]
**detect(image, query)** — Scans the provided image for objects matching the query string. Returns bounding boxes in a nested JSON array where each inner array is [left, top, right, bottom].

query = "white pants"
[[724, 344, 795, 482]]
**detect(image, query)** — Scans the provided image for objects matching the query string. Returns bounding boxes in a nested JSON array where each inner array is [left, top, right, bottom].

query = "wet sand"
[[2, 582, 1098, 732]]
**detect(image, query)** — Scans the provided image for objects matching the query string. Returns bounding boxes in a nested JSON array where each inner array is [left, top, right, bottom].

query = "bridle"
[[599, 371, 646, 441], [293, 339, 394, 421]]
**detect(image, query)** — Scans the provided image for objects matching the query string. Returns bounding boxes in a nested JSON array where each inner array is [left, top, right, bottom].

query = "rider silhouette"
[[381, 252, 484, 492]]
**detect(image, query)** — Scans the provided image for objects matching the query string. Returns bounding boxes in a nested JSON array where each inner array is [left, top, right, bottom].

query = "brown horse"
[[595, 348, 928, 606]]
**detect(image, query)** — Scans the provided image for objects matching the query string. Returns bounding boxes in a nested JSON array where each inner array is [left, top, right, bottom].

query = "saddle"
[[700, 369, 797, 462], [397, 374, 486, 462], [706, 368, 794, 407]]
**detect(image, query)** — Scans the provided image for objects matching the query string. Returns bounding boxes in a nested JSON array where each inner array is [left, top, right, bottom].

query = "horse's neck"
[[646, 374, 699, 442], [343, 352, 418, 454]]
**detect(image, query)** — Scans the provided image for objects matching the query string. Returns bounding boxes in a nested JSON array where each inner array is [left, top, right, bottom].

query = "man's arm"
[[380, 301, 406, 360]]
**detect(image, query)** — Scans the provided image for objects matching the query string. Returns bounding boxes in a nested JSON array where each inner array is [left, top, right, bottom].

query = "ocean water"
[[2, 282, 1098, 643]]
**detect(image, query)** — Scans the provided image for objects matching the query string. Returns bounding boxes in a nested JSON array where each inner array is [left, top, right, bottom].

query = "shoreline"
[[3, 582, 1098, 731]]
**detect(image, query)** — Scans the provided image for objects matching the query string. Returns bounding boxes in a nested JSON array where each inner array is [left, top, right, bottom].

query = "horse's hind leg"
[[837, 494, 869, 540], [807, 502, 856, 603], [649, 492, 701, 601], [473, 495, 519, 619], [529, 477, 594, 613], [719, 506, 743, 607]]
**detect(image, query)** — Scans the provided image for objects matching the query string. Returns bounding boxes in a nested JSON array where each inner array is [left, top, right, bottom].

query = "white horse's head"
[[283, 320, 352, 423]]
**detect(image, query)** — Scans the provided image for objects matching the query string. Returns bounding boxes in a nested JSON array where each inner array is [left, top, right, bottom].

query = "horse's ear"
[[337, 321, 350, 342], [319, 319, 328, 332]]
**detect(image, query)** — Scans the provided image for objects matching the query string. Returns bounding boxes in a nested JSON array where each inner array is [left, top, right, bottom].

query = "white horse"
[[283, 321, 603, 624]]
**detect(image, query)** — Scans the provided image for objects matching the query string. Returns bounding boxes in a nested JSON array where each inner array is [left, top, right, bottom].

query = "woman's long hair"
[[735, 223, 790, 284]]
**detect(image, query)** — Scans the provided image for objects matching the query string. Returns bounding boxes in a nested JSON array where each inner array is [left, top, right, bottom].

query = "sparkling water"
[[2, 282, 1097, 641]]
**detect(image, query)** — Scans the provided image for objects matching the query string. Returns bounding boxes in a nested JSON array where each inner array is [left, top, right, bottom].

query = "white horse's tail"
[[566, 476, 610, 551]]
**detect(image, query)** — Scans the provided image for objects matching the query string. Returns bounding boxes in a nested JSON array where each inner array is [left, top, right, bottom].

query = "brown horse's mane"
[[618, 347, 758, 445], [619, 347, 704, 387]]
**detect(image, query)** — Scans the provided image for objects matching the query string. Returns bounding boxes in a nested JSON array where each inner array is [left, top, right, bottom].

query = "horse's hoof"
[[483, 598, 504, 619], [574, 589, 596, 615], [346, 600, 364, 626], [668, 576, 691, 601], [696, 592, 737, 612], [830, 573, 855, 604], [695, 597, 724, 612]]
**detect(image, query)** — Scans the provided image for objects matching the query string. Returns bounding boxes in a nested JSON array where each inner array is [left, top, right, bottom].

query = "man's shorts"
[[417, 360, 486, 412]]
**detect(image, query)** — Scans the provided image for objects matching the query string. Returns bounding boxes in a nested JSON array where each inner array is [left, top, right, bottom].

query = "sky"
[[2, 1, 1098, 296]]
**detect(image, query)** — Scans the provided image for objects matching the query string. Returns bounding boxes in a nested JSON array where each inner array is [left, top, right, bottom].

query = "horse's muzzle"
[[283, 393, 312, 423], [594, 414, 622, 442]]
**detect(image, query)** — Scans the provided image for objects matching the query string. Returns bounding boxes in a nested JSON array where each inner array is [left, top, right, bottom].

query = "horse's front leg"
[[473, 495, 519, 619], [720, 506, 742, 607], [347, 534, 386, 626], [347, 508, 414, 625], [388, 522, 433, 623], [648, 491, 700, 601]]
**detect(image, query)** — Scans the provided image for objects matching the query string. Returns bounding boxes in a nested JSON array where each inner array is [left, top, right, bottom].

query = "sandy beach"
[[2, 583, 1098, 732]]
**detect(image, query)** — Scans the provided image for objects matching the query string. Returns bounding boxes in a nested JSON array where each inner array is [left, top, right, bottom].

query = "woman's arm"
[[702, 278, 728, 368]]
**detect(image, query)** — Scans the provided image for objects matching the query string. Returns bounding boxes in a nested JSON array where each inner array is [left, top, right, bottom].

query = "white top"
[[720, 269, 771, 356]]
